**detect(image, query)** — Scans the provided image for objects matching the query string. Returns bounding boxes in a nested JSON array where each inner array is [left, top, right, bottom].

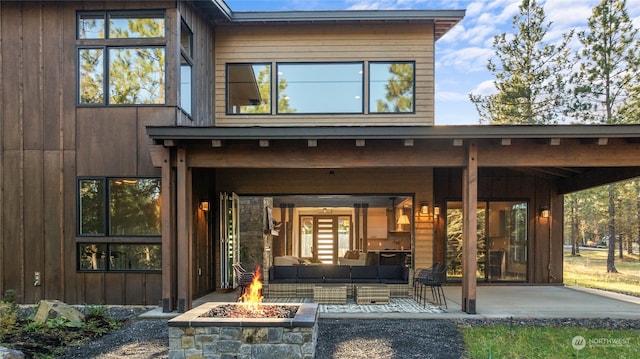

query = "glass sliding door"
[[298, 215, 352, 264], [446, 200, 528, 282]]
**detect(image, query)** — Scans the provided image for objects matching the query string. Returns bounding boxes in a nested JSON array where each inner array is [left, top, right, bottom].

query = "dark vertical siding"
[[1, 1, 178, 304]]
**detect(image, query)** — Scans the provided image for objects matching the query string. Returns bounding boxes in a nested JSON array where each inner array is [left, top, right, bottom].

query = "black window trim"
[[76, 176, 162, 239], [276, 61, 365, 115], [76, 9, 167, 40], [76, 242, 162, 273], [225, 62, 273, 115], [368, 60, 417, 115]]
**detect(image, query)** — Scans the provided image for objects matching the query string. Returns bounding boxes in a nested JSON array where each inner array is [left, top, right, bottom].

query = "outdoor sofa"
[[266, 264, 409, 298]]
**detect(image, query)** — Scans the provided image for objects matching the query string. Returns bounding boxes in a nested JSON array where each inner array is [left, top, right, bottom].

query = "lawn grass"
[[463, 325, 640, 359], [564, 248, 640, 296]]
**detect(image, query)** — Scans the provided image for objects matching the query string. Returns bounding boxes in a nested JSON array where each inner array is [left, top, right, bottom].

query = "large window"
[[446, 201, 528, 282], [78, 177, 161, 272], [277, 63, 363, 114], [226, 61, 415, 115], [77, 11, 166, 105]]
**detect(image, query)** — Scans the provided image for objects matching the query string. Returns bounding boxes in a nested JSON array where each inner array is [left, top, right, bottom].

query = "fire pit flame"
[[238, 265, 263, 314]]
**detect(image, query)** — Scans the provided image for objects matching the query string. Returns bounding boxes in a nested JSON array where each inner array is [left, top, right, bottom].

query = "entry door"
[[219, 192, 240, 289], [315, 216, 338, 264]]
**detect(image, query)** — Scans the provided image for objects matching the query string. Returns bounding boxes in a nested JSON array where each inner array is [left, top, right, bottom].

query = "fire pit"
[[168, 266, 318, 358], [168, 302, 318, 358]]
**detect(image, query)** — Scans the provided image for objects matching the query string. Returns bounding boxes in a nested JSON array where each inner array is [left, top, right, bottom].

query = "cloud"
[[435, 90, 469, 102], [437, 46, 494, 72], [470, 80, 497, 96]]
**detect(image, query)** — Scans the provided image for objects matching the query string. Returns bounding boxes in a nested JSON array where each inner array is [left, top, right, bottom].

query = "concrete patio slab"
[[140, 285, 640, 320], [441, 285, 640, 319]]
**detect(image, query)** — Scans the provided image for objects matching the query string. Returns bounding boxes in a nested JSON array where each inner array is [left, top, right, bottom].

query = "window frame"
[[77, 242, 162, 273], [180, 19, 194, 118], [368, 61, 416, 114], [76, 10, 167, 106], [76, 177, 162, 273], [77, 177, 162, 238], [276, 61, 365, 115], [225, 62, 273, 115]]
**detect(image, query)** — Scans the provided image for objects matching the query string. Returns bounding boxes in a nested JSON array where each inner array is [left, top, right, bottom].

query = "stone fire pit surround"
[[168, 302, 319, 359]]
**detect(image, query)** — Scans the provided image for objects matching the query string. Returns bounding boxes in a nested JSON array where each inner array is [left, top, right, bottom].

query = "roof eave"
[[146, 125, 640, 141]]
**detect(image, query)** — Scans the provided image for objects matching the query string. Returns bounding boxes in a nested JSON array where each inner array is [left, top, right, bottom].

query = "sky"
[[224, 0, 640, 125]]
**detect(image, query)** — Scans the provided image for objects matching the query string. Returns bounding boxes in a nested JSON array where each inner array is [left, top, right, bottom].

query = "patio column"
[[161, 146, 177, 312], [177, 146, 193, 312], [462, 141, 478, 314]]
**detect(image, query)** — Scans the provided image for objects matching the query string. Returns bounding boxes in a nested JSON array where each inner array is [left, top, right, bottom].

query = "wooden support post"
[[462, 141, 478, 314], [362, 204, 369, 251], [354, 204, 361, 250], [161, 147, 177, 312], [176, 147, 193, 312]]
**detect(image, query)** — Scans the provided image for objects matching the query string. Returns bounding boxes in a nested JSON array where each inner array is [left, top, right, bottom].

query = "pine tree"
[[568, 0, 640, 273], [469, 0, 573, 124], [567, 0, 640, 124]]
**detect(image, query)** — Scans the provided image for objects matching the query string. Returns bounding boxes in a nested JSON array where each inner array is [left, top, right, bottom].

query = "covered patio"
[[147, 124, 640, 313]]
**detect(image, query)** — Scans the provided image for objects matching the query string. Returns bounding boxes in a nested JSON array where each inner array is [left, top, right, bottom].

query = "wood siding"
[[214, 22, 435, 126], [434, 168, 564, 284], [0, 1, 187, 305]]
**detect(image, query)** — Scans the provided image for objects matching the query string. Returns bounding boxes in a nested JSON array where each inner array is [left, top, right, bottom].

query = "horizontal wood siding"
[[214, 23, 434, 126]]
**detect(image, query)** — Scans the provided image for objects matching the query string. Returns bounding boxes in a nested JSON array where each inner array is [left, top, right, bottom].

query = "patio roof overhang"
[[147, 124, 640, 194]]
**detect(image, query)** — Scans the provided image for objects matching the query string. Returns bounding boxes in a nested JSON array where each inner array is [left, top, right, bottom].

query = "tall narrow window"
[[180, 20, 193, 116]]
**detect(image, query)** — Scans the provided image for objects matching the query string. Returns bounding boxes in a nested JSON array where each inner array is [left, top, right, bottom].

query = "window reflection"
[[79, 179, 105, 235], [108, 48, 165, 104], [78, 49, 104, 104], [277, 63, 363, 114], [369, 62, 415, 113], [109, 12, 165, 38], [78, 13, 105, 39], [181, 56, 192, 115], [110, 244, 161, 271], [79, 244, 107, 270], [109, 178, 161, 236], [227, 64, 271, 114]]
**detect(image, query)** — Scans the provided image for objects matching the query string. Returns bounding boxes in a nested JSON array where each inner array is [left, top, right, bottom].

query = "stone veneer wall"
[[168, 324, 317, 359], [239, 197, 267, 271]]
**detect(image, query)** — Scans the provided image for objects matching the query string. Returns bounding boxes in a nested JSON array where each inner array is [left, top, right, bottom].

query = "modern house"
[[2, 0, 640, 314]]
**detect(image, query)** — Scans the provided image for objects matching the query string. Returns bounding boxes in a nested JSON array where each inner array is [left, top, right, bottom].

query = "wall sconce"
[[199, 200, 210, 212], [540, 206, 550, 218], [419, 202, 429, 216], [434, 206, 440, 218]]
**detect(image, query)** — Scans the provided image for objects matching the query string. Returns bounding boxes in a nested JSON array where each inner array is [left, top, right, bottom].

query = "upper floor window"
[[369, 62, 415, 113], [227, 63, 272, 114], [226, 61, 414, 115], [78, 11, 165, 39], [77, 11, 166, 105], [180, 20, 193, 116], [277, 63, 363, 114]]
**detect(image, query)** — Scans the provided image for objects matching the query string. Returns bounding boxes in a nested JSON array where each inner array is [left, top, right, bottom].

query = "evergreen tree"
[[469, 0, 573, 124], [567, 0, 640, 124], [568, 0, 640, 272]]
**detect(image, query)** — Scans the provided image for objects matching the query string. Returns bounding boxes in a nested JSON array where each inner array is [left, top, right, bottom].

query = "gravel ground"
[[55, 310, 640, 359]]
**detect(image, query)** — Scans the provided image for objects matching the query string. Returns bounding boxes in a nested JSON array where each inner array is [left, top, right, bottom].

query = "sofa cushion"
[[296, 265, 325, 283], [378, 265, 408, 283], [350, 265, 380, 283], [323, 265, 352, 283], [270, 266, 298, 283]]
